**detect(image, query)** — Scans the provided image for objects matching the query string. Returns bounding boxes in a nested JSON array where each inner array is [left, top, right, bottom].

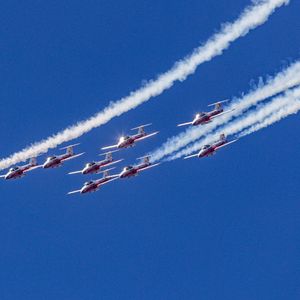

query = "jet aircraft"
[[177, 100, 234, 127], [184, 134, 238, 159], [101, 124, 159, 150], [42, 144, 84, 169]]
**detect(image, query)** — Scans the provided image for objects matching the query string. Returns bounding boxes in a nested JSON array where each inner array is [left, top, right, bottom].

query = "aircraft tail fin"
[[60, 143, 80, 155], [208, 99, 229, 109], [29, 157, 37, 166], [131, 123, 152, 134], [137, 155, 151, 164], [100, 167, 115, 178], [220, 133, 226, 141]]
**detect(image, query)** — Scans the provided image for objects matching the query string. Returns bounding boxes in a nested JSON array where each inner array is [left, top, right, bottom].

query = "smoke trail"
[[0, 0, 289, 170], [168, 86, 300, 160], [150, 61, 300, 162], [238, 101, 300, 137]]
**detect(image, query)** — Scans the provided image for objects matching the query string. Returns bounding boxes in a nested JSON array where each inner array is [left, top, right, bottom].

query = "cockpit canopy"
[[84, 181, 94, 186], [9, 167, 19, 172], [202, 145, 210, 150], [120, 136, 130, 142], [124, 166, 133, 171], [86, 162, 96, 167], [47, 156, 57, 161], [196, 112, 205, 118]]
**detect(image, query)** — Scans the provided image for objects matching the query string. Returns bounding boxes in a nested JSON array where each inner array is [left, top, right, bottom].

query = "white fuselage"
[[4, 164, 32, 180], [119, 162, 150, 178], [81, 159, 112, 175], [117, 133, 145, 148], [43, 154, 71, 168]]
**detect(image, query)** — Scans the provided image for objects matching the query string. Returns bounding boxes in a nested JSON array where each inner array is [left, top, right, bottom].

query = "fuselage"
[[4, 165, 32, 180], [198, 139, 227, 157], [80, 182, 99, 194], [192, 109, 223, 126], [117, 133, 145, 148], [81, 159, 112, 175], [80, 177, 114, 194], [119, 163, 149, 178], [43, 153, 71, 168], [82, 162, 101, 175]]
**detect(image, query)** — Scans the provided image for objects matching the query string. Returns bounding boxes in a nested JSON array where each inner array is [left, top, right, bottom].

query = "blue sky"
[[0, 0, 299, 299]]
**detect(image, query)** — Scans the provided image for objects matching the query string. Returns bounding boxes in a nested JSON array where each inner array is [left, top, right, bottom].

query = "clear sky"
[[0, 0, 299, 299]]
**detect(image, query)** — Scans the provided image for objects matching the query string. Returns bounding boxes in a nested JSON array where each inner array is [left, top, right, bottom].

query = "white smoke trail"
[[238, 101, 300, 137], [150, 61, 300, 162], [0, 0, 289, 170], [168, 86, 300, 160]]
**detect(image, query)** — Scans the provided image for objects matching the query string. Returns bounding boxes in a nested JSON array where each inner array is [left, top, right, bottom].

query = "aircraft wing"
[[184, 153, 199, 160], [68, 170, 83, 175], [135, 131, 159, 141], [97, 177, 119, 186], [101, 144, 119, 151], [138, 163, 160, 172], [62, 152, 85, 161], [102, 159, 124, 167], [177, 121, 193, 127], [67, 190, 81, 195], [210, 109, 235, 119], [0, 175, 6, 178], [215, 139, 238, 151], [23, 165, 43, 173]]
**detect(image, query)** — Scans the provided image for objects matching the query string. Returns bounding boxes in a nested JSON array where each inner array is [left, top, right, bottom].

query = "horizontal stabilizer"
[[136, 155, 151, 160], [207, 99, 229, 107], [60, 143, 80, 150], [98, 149, 119, 156], [131, 123, 152, 130]]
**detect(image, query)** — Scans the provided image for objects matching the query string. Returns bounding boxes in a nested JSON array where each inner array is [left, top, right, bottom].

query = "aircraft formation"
[[1, 101, 238, 194]]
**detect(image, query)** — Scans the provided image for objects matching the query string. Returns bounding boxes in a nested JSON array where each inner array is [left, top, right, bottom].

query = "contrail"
[[168, 86, 300, 160], [0, 0, 289, 170], [149, 61, 300, 162]]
